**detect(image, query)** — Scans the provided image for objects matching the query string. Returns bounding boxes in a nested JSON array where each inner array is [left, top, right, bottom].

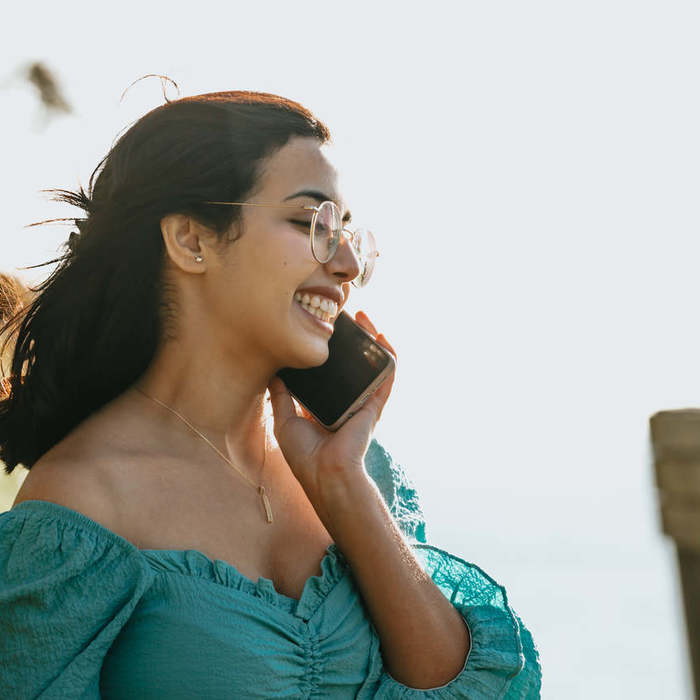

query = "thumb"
[[268, 376, 298, 428]]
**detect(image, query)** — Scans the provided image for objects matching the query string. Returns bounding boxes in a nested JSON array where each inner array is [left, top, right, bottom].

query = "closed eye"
[[289, 220, 312, 229]]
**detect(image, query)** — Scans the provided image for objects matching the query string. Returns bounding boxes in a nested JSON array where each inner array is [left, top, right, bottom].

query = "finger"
[[267, 376, 299, 427], [297, 401, 314, 422], [355, 310, 378, 336], [348, 367, 396, 434], [356, 310, 377, 335], [365, 366, 396, 423], [287, 395, 316, 422], [290, 396, 304, 418], [375, 333, 397, 359]]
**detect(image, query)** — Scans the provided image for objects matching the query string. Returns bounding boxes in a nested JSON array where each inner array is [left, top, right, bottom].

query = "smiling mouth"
[[294, 292, 338, 323]]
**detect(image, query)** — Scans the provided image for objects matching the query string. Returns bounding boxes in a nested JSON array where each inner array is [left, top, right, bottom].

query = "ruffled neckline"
[[9, 500, 350, 622], [141, 543, 349, 621]]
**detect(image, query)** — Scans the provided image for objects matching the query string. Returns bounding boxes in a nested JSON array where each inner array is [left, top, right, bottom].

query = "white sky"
[[2, 2, 698, 696]]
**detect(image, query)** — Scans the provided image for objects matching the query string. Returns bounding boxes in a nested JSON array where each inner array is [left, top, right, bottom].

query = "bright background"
[[1, 2, 698, 697]]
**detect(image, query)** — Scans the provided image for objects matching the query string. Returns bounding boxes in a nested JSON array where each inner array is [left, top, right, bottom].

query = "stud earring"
[[194, 255, 203, 263]]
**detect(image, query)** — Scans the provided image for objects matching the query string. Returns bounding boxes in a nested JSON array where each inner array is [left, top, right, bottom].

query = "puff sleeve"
[[0, 502, 155, 699], [364, 439, 542, 699]]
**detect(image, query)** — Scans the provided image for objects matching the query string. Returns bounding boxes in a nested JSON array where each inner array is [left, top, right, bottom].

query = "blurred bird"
[[25, 62, 71, 114]]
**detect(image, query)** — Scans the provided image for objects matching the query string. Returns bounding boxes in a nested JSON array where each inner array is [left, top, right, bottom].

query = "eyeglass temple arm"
[[204, 201, 317, 210], [206, 201, 378, 257]]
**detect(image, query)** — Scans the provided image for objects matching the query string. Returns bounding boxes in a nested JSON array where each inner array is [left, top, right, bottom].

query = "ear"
[[160, 214, 212, 274]]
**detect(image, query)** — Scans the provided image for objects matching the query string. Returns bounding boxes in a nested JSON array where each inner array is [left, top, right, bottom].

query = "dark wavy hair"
[[0, 90, 330, 474]]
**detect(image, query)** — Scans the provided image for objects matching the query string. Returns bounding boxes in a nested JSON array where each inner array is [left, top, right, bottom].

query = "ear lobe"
[[160, 214, 206, 273]]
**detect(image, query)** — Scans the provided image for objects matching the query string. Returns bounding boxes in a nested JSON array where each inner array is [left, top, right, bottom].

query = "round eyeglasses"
[[204, 199, 378, 288]]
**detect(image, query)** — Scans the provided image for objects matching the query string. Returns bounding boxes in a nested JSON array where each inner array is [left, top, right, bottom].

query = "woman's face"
[[202, 136, 361, 372]]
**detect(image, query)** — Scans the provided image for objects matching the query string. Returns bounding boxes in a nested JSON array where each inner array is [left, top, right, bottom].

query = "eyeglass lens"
[[311, 201, 339, 264], [312, 202, 376, 288]]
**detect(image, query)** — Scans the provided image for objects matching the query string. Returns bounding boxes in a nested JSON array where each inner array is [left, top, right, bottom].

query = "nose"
[[324, 232, 361, 283]]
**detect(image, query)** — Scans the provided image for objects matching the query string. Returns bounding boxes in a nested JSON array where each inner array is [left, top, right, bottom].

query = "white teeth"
[[294, 292, 338, 319], [295, 297, 336, 323], [299, 301, 332, 323]]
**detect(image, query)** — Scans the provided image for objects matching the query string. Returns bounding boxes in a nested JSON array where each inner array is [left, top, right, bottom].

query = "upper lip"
[[295, 286, 344, 308]]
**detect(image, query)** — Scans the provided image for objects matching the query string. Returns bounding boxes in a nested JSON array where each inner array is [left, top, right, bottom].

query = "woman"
[[0, 90, 541, 698]]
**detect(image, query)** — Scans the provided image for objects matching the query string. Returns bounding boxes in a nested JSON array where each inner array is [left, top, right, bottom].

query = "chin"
[[281, 304, 334, 368], [284, 339, 329, 369]]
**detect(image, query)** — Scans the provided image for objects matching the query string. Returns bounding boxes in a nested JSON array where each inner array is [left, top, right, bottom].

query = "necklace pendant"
[[259, 486, 273, 524]]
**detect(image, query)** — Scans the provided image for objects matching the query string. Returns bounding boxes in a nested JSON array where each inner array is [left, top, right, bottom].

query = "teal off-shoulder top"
[[0, 439, 541, 699]]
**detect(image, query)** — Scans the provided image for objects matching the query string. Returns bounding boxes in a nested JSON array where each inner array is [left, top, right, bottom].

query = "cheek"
[[276, 235, 315, 276], [240, 227, 316, 304]]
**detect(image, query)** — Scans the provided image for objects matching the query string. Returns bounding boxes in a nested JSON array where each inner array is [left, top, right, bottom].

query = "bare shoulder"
[[12, 453, 120, 533], [10, 396, 144, 533]]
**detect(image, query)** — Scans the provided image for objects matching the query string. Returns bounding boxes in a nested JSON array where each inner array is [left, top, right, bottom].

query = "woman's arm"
[[317, 468, 471, 690]]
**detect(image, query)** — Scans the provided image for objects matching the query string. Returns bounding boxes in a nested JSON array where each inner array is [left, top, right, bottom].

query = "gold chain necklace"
[[135, 388, 273, 524]]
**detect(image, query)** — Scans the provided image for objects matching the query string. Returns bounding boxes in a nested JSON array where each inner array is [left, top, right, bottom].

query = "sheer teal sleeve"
[[363, 438, 427, 544], [364, 439, 542, 699], [0, 502, 156, 699]]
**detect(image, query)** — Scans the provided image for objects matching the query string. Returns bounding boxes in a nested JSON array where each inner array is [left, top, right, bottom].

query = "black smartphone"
[[276, 310, 396, 430]]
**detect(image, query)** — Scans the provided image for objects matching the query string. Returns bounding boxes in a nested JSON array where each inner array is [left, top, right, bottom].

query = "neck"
[[129, 335, 277, 475]]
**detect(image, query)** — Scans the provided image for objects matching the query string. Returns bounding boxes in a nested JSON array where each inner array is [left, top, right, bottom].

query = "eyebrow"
[[283, 189, 352, 223]]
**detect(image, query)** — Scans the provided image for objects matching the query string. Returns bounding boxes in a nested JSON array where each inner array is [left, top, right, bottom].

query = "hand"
[[267, 310, 397, 509]]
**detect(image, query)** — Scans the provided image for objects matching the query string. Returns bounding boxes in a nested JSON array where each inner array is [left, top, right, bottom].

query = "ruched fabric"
[[0, 438, 541, 699]]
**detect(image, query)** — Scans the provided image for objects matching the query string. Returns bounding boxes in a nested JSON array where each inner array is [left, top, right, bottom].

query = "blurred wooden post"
[[650, 409, 700, 699]]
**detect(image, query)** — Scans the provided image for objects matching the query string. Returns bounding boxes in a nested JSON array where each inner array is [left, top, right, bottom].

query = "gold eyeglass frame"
[[204, 200, 378, 288]]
